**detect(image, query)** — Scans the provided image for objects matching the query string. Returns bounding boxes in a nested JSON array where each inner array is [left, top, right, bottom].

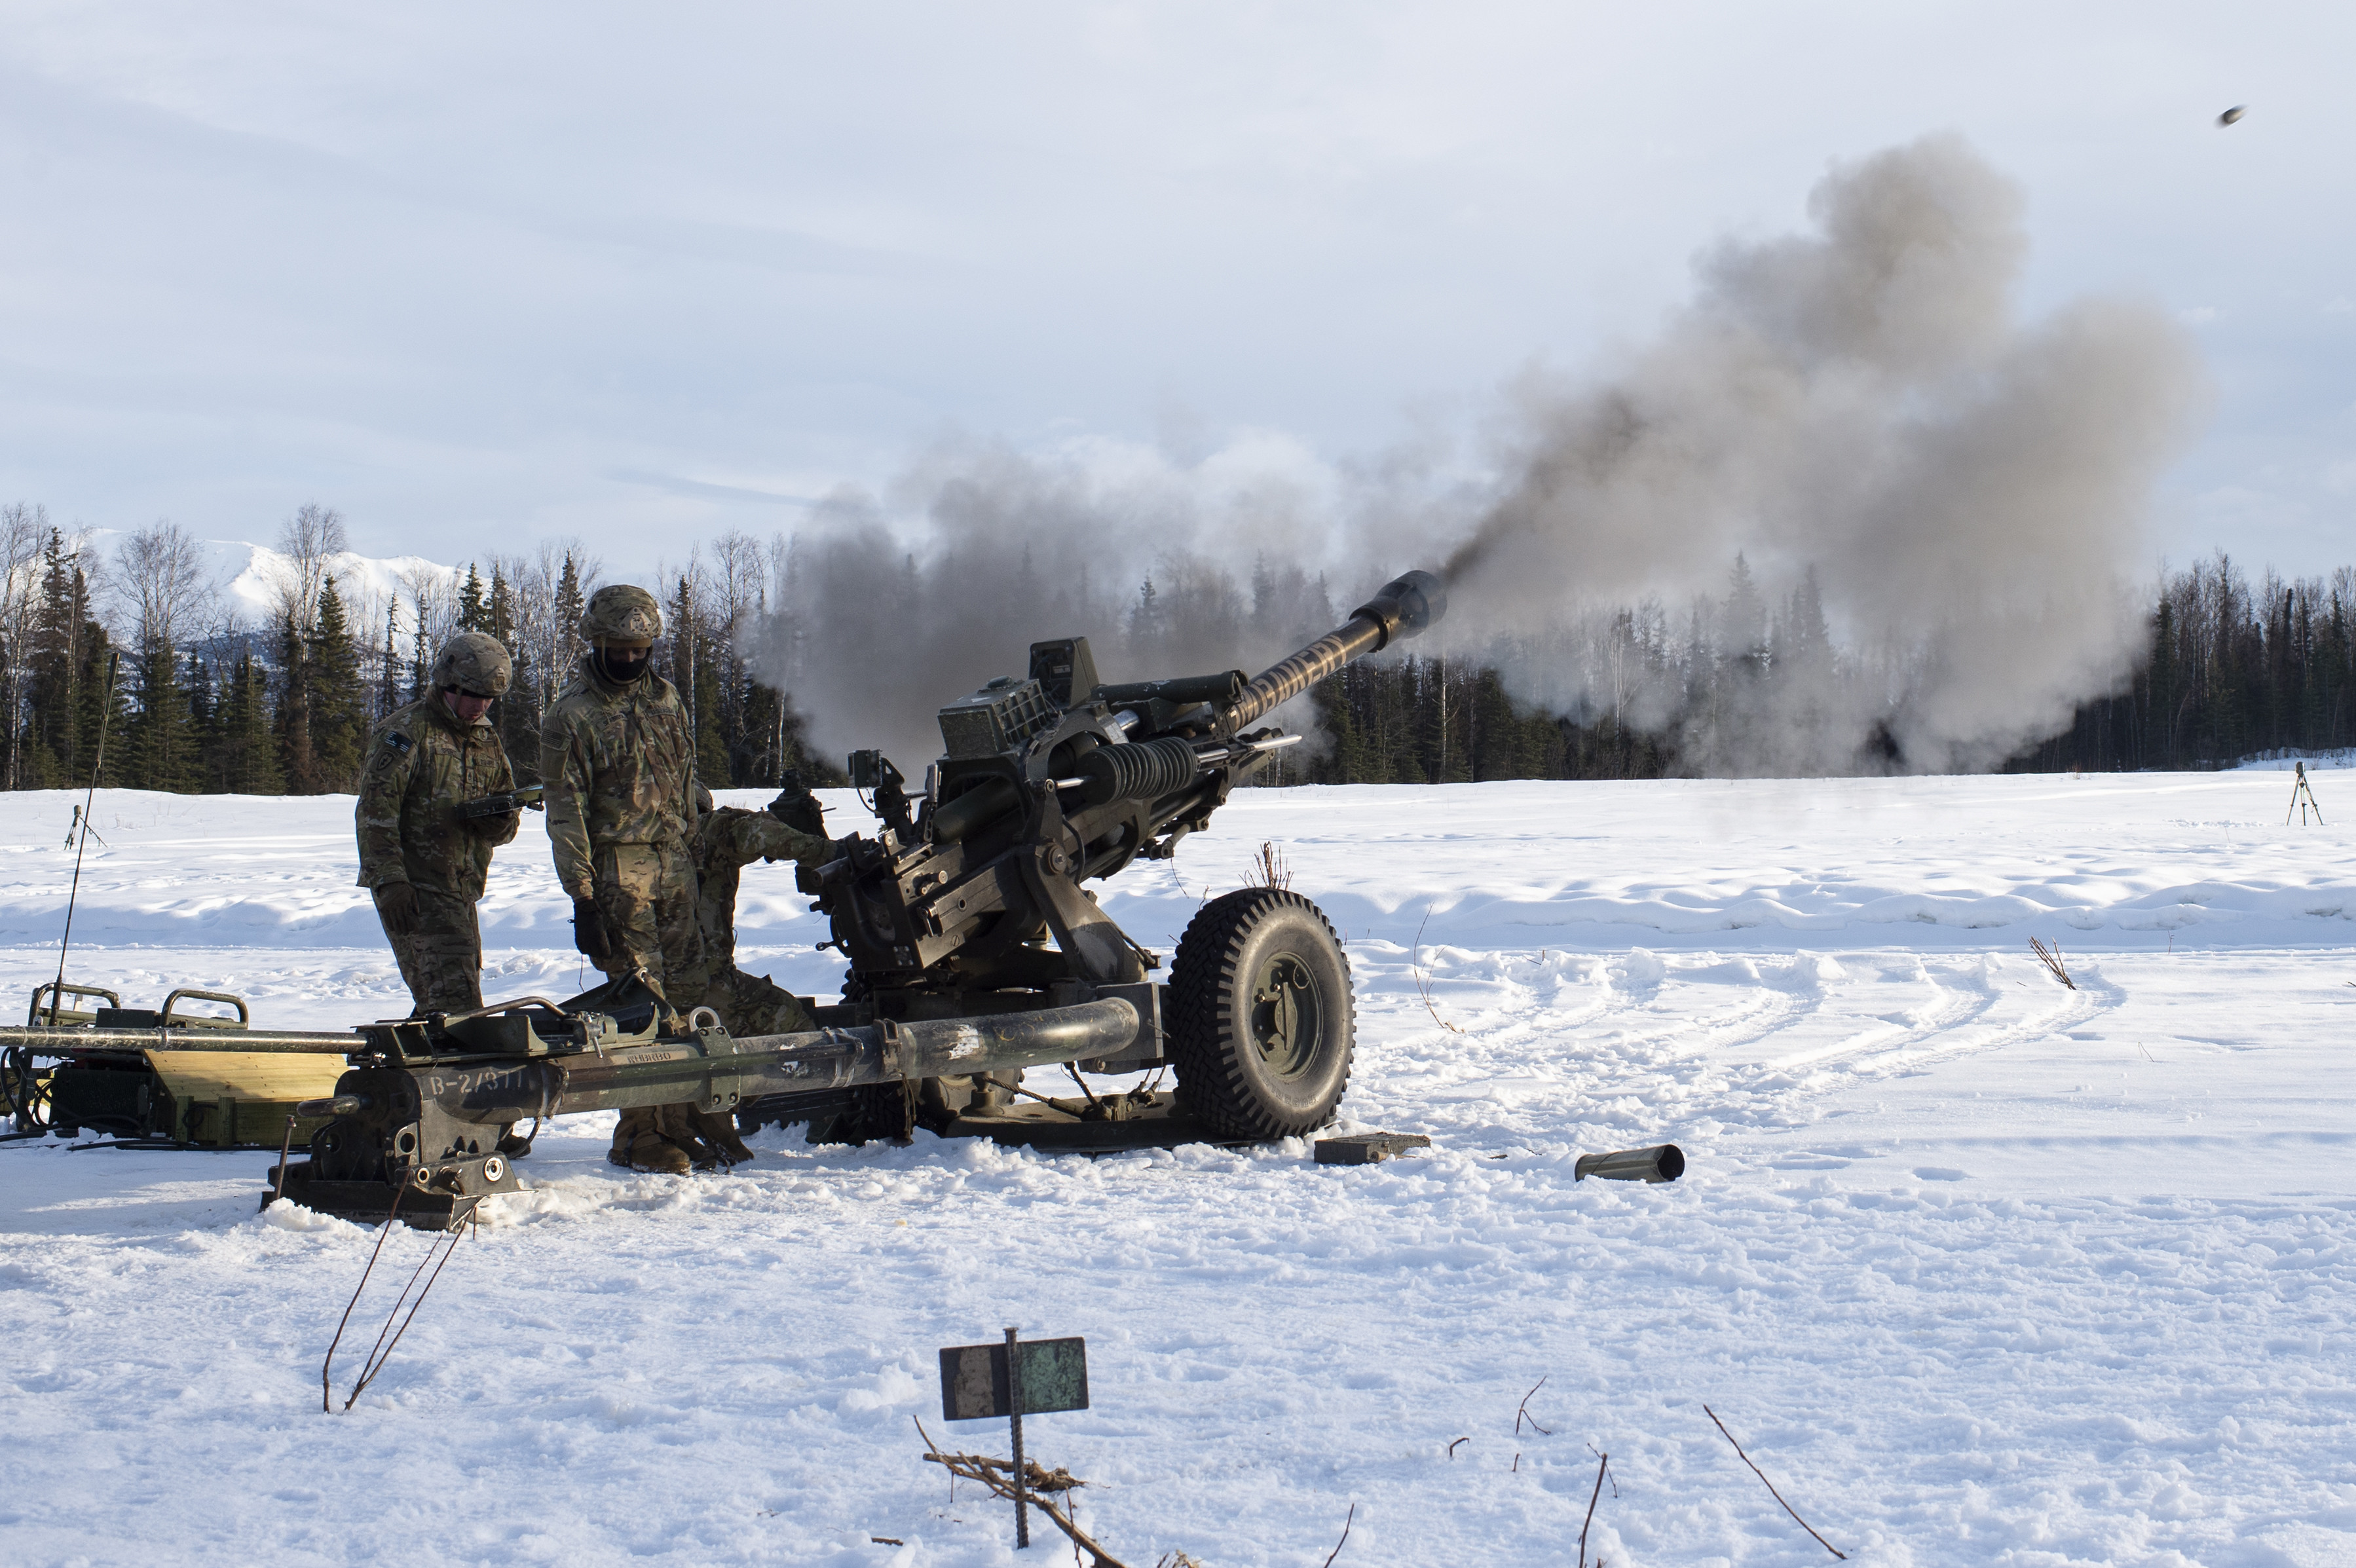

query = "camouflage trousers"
[[612, 1103, 755, 1167], [381, 891, 482, 1017], [680, 964, 815, 1039], [591, 842, 704, 1001]]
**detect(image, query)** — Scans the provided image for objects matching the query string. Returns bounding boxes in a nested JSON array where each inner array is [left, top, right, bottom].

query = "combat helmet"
[[580, 584, 663, 648], [429, 631, 513, 698]]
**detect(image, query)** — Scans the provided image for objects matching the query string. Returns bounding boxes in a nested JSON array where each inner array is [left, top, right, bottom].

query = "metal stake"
[[1005, 1325, 1029, 1548], [273, 1115, 298, 1203]]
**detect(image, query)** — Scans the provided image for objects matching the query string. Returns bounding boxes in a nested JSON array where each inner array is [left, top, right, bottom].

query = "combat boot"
[[605, 1106, 691, 1175], [694, 1109, 757, 1167], [617, 1128, 693, 1176]]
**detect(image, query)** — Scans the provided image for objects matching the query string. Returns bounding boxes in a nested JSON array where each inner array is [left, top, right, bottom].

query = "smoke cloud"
[[761, 439, 1359, 770], [1446, 134, 2207, 770], [760, 135, 2205, 777]]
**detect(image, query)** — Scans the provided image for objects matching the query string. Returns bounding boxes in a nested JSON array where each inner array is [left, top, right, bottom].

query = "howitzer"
[[799, 569, 1446, 1142], [455, 783, 545, 821]]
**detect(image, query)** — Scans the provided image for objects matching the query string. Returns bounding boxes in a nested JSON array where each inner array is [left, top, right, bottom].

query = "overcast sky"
[[3, 2, 2350, 583]]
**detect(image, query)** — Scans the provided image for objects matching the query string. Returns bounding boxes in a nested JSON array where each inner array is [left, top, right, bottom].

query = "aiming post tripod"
[[2287, 760, 2325, 826]]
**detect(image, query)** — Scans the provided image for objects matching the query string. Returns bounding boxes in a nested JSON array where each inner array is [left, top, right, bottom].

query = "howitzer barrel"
[[1220, 569, 1447, 732], [356, 998, 1143, 1125]]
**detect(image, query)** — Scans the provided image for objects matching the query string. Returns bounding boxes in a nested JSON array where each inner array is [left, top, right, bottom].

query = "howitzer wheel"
[[1169, 888, 1354, 1140]]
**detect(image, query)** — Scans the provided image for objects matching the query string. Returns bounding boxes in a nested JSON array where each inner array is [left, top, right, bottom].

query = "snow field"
[[1, 772, 2352, 1565]]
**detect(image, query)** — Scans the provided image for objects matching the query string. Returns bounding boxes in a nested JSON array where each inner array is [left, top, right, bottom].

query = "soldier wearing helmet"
[[679, 774, 839, 1040], [354, 630, 521, 1018], [612, 777, 845, 1171], [540, 584, 709, 1174]]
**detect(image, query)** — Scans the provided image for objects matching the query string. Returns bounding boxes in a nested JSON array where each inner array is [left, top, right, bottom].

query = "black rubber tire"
[[1169, 887, 1355, 1140]]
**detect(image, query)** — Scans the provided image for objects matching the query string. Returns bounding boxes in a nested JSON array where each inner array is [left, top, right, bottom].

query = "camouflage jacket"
[[540, 658, 698, 899], [682, 806, 837, 986], [353, 694, 518, 899]]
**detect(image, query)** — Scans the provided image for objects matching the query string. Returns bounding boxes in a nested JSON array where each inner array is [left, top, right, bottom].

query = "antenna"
[[48, 649, 121, 1025]]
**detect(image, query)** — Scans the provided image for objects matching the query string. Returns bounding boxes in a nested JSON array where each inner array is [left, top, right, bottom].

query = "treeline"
[[3, 499, 2349, 795], [2008, 554, 2356, 773]]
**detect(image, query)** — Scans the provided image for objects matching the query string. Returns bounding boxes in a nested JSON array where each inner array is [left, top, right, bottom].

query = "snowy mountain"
[[73, 527, 459, 624], [212, 538, 458, 620]]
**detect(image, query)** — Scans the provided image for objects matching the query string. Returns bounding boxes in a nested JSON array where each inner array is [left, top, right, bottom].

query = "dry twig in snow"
[[1412, 906, 1467, 1034], [1321, 1502, 1356, 1567], [1516, 1375, 1552, 1436], [1704, 1405, 1846, 1560], [2030, 937, 2076, 990], [1579, 1451, 1609, 1567], [914, 1417, 1129, 1568]]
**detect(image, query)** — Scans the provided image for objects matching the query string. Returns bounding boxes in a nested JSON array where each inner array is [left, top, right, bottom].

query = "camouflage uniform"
[[676, 804, 838, 1037], [354, 643, 518, 1017], [543, 585, 709, 1175], [645, 794, 839, 1167], [540, 665, 702, 996]]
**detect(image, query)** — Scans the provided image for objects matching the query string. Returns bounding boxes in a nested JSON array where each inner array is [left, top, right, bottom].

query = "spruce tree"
[[25, 540, 113, 789], [21, 531, 77, 785], [309, 576, 366, 790], [457, 564, 487, 632], [553, 552, 586, 682], [379, 601, 402, 722], [409, 591, 430, 702], [186, 655, 217, 785], [694, 631, 730, 785], [73, 630, 125, 790], [275, 608, 314, 791], [122, 634, 195, 791], [486, 566, 515, 648], [206, 653, 283, 794]]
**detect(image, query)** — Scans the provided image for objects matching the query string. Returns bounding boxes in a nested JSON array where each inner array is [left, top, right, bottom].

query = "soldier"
[[679, 777, 838, 1039], [645, 779, 843, 1168], [540, 583, 707, 1174], [355, 631, 521, 1020]]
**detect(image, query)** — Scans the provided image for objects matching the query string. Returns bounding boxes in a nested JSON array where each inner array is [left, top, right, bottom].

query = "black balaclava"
[[595, 644, 652, 684]]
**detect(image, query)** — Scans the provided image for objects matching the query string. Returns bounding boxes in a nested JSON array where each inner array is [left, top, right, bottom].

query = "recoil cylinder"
[[1072, 735, 1199, 807]]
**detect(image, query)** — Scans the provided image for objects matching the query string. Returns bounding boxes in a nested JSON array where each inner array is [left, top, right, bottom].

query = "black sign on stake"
[[939, 1328, 1089, 1550]]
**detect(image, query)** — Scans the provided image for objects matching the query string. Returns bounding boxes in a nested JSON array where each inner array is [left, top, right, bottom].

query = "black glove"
[[767, 781, 827, 837], [374, 882, 422, 937], [572, 896, 613, 966]]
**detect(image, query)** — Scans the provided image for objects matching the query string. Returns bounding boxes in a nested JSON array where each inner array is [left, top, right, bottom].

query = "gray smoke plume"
[[762, 135, 2205, 777], [762, 442, 1358, 770], [1444, 134, 2207, 772]]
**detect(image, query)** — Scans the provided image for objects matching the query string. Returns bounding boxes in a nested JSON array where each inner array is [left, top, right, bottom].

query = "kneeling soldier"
[[646, 779, 843, 1167], [681, 777, 839, 1038], [356, 631, 521, 1017]]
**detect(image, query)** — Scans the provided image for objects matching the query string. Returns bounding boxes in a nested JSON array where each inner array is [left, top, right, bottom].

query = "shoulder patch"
[[383, 731, 413, 753]]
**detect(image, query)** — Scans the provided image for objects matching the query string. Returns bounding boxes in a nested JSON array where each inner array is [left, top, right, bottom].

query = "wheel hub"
[[1249, 952, 1323, 1077]]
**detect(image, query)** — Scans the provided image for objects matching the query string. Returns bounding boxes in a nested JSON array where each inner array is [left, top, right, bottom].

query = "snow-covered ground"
[[2, 772, 2351, 1567]]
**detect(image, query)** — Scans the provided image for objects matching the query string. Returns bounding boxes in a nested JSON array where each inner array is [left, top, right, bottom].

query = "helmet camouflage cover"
[[429, 631, 513, 698], [580, 584, 664, 647]]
